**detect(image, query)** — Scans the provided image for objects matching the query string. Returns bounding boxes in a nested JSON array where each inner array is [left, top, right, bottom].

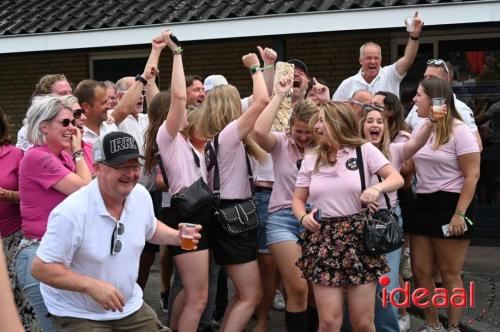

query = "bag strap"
[[355, 146, 368, 210], [212, 134, 254, 209], [376, 175, 392, 210], [155, 140, 203, 193]]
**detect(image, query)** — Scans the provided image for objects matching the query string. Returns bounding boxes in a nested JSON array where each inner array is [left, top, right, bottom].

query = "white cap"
[[203, 75, 228, 92]]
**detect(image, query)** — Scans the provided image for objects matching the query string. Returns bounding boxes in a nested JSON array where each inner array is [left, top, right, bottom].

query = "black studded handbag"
[[356, 147, 404, 256], [211, 135, 260, 235]]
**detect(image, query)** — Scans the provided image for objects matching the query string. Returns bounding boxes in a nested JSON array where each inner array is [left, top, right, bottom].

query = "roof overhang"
[[1, 1, 499, 54]]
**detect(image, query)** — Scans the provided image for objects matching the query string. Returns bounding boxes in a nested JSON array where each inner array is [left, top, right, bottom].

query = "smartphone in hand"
[[313, 208, 322, 222], [170, 35, 181, 47], [442, 223, 468, 237]]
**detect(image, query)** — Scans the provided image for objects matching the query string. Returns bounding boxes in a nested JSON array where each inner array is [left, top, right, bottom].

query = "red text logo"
[[379, 276, 475, 308]]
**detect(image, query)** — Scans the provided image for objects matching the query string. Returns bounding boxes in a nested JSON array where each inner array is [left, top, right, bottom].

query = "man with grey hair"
[[332, 12, 423, 101], [348, 89, 377, 121]]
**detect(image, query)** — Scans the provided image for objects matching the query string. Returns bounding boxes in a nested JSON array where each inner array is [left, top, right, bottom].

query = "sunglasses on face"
[[350, 100, 384, 112], [73, 109, 84, 119], [111, 221, 125, 255], [58, 118, 77, 127], [427, 59, 450, 74]]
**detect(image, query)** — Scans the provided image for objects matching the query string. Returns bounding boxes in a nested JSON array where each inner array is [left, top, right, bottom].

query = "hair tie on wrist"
[[410, 36, 419, 41]]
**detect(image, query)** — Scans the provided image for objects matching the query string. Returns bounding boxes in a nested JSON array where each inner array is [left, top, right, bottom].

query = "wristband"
[[427, 117, 437, 124], [262, 64, 274, 71], [455, 210, 474, 225], [135, 75, 148, 85], [172, 47, 183, 55], [299, 214, 307, 225], [72, 149, 83, 157], [74, 155, 84, 163], [249, 66, 262, 74], [410, 36, 419, 41]]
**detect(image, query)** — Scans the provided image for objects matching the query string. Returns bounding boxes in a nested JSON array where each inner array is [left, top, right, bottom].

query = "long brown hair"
[[198, 84, 266, 163], [374, 91, 411, 140], [144, 90, 171, 175], [419, 78, 462, 150], [314, 101, 366, 170], [0, 106, 12, 146]]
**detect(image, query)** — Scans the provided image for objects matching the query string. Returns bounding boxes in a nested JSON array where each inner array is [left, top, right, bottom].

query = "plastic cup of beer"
[[432, 98, 446, 118], [405, 16, 415, 33], [180, 223, 196, 250]]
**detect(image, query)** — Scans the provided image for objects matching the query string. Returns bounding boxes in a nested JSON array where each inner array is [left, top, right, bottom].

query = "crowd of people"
[[0, 11, 482, 332]]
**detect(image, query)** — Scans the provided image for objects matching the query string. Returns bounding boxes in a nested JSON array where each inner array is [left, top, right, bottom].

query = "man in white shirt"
[[75, 80, 118, 144], [332, 12, 423, 101], [31, 132, 200, 331], [405, 59, 482, 150]]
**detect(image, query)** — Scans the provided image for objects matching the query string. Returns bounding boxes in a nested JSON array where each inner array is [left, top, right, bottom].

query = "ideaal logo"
[[379, 275, 475, 308]]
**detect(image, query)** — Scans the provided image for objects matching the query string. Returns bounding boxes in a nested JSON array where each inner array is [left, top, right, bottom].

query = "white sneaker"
[[272, 290, 285, 311], [398, 314, 410, 332], [417, 323, 446, 332]]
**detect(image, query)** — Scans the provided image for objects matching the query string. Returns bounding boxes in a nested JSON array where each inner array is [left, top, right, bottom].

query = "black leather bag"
[[356, 147, 404, 256], [211, 135, 260, 235], [156, 145, 213, 218]]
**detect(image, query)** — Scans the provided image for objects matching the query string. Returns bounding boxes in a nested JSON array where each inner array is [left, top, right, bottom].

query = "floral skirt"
[[296, 213, 389, 287]]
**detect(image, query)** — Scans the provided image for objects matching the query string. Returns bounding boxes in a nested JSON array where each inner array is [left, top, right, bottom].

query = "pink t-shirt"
[[82, 141, 95, 175], [393, 130, 411, 143], [268, 132, 304, 213], [296, 143, 389, 217], [0, 145, 23, 237], [413, 121, 479, 194], [208, 120, 251, 200], [19, 145, 74, 240], [156, 124, 206, 195], [371, 143, 405, 209]]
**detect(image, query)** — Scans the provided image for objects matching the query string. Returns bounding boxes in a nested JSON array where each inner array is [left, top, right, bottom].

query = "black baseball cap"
[[92, 131, 143, 166], [287, 59, 309, 76]]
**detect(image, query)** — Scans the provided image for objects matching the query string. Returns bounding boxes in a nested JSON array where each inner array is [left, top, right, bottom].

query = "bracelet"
[[262, 64, 274, 71], [428, 116, 437, 123], [455, 210, 474, 225], [299, 214, 307, 225], [249, 65, 262, 74], [410, 36, 419, 41], [172, 47, 183, 55], [72, 149, 83, 157]]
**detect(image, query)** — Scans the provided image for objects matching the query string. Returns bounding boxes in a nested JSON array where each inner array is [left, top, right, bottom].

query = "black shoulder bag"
[[356, 146, 403, 256], [156, 143, 213, 218], [212, 135, 260, 235]]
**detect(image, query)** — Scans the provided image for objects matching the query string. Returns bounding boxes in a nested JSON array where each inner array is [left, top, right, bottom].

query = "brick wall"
[[0, 31, 392, 141]]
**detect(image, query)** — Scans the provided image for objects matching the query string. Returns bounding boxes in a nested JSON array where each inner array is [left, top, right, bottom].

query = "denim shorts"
[[255, 189, 272, 254], [266, 207, 304, 246]]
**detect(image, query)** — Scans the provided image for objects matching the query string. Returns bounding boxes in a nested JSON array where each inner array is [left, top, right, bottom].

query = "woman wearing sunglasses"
[[253, 76, 318, 332], [15, 94, 92, 331], [360, 103, 444, 331], [292, 101, 404, 332], [407, 78, 480, 332]]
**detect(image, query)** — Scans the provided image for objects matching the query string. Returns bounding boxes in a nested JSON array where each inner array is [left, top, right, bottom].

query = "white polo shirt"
[[16, 124, 32, 151], [405, 94, 478, 132], [83, 122, 118, 145], [113, 112, 149, 155], [332, 64, 405, 101], [36, 179, 157, 320]]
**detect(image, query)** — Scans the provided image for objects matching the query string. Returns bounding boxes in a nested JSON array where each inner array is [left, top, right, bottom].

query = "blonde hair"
[[419, 78, 462, 150], [359, 108, 391, 159], [198, 84, 266, 163], [314, 101, 366, 170]]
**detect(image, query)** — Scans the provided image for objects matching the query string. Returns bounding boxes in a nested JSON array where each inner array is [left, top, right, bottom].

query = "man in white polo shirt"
[[332, 12, 423, 101], [31, 132, 200, 331]]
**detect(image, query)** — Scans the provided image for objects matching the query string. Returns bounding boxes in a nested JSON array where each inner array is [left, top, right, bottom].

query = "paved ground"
[[142, 245, 500, 331]]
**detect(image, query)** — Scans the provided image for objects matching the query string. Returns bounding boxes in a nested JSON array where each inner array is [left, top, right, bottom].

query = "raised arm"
[[258, 46, 277, 96], [52, 128, 92, 195], [236, 53, 269, 139], [164, 31, 186, 138], [254, 75, 293, 152], [144, 32, 171, 105], [402, 109, 446, 160], [394, 11, 423, 76]]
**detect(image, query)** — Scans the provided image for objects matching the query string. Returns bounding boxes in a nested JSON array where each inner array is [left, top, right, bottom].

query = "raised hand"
[[242, 53, 260, 70], [257, 46, 277, 65], [275, 75, 293, 97], [308, 78, 331, 104], [152, 32, 169, 50], [410, 11, 424, 39], [142, 63, 159, 81]]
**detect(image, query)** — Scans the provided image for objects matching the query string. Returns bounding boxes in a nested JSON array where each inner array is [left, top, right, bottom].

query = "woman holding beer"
[[408, 78, 480, 331]]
